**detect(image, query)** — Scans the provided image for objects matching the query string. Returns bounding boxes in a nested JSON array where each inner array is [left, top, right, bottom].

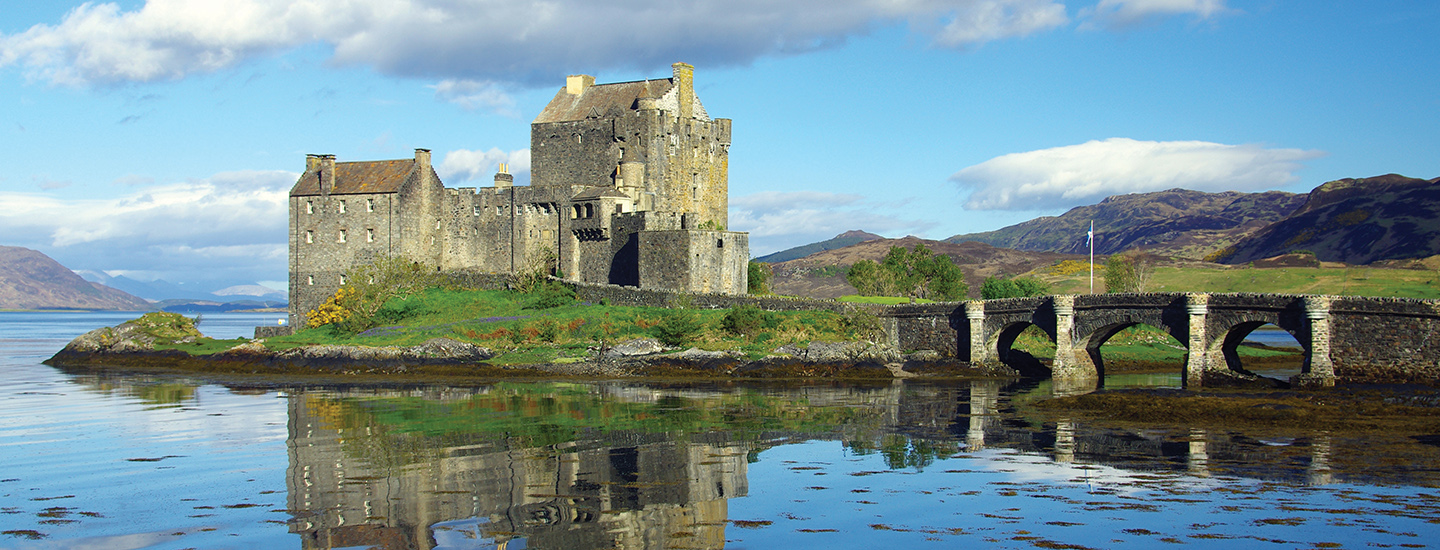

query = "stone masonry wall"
[[1330, 296, 1440, 383]]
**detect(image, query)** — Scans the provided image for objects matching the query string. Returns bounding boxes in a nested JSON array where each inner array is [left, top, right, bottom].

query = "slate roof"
[[290, 159, 418, 196], [533, 79, 673, 124]]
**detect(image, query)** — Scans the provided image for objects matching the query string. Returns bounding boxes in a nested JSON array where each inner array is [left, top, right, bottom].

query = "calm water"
[[2, 312, 1438, 549]]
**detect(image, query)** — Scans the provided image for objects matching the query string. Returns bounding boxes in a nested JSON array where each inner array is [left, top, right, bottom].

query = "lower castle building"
[[288, 63, 749, 326]]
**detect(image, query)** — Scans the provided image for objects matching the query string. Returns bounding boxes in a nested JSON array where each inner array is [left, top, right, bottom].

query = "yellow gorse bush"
[[307, 286, 355, 328]]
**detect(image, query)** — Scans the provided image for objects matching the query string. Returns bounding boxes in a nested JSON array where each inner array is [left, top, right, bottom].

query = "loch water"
[[2, 312, 1439, 549]]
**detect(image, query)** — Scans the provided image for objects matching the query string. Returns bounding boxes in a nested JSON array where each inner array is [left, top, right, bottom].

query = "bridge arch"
[[989, 321, 1054, 377]]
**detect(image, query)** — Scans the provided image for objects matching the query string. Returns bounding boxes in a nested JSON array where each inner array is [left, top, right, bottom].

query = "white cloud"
[[729, 190, 934, 256], [432, 79, 518, 116], [1081, 0, 1232, 29], [951, 138, 1325, 211], [2, 0, 1073, 87], [0, 169, 294, 283], [438, 148, 531, 185], [933, 0, 1069, 48]]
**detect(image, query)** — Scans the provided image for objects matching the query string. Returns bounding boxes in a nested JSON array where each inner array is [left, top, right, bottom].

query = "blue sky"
[[1, 0, 1436, 293]]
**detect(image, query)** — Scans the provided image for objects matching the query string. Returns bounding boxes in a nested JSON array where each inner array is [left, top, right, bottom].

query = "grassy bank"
[[155, 288, 878, 366]]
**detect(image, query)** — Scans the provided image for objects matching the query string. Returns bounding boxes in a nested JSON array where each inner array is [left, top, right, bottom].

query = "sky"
[[1, 0, 1437, 293]]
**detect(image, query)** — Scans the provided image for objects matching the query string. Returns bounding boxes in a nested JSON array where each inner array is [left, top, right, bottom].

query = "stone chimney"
[[672, 62, 694, 119], [319, 154, 336, 195], [566, 74, 594, 96], [305, 154, 320, 173], [494, 163, 513, 188], [414, 148, 431, 168]]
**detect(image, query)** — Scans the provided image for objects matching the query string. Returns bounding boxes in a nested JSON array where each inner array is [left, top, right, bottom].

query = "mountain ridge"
[[0, 246, 151, 310]]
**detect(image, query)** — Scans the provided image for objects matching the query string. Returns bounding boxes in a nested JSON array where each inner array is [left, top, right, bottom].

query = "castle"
[[288, 63, 749, 326]]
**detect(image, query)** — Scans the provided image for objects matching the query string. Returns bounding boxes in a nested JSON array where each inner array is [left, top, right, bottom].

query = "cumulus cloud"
[[729, 190, 934, 256], [432, 79, 518, 116], [0, 170, 293, 283], [951, 138, 1325, 211], [438, 148, 531, 185], [934, 0, 1069, 47], [2, 0, 1071, 87], [1081, 0, 1232, 29]]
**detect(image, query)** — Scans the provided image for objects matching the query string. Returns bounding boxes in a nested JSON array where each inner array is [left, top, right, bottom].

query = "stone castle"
[[288, 63, 749, 326]]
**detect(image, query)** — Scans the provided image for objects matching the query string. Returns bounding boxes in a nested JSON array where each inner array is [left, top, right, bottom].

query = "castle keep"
[[289, 63, 749, 326]]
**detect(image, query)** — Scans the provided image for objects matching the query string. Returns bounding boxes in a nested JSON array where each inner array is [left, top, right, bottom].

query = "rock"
[[772, 341, 902, 363], [404, 338, 494, 361], [605, 338, 665, 358], [906, 349, 941, 362], [664, 347, 740, 361]]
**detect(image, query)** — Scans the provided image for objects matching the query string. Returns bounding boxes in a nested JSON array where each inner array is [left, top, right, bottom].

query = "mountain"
[[0, 246, 151, 310], [1220, 175, 1440, 264], [769, 236, 1084, 299], [755, 230, 884, 263], [78, 272, 286, 301], [945, 188, 1307, 259]]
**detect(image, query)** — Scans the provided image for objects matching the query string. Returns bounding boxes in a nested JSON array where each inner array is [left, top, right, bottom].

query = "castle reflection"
[[269, 379, 1367, 549]]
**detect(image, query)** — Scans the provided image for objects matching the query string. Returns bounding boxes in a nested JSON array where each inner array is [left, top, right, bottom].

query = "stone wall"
[[1330, 296, 1440, 383]]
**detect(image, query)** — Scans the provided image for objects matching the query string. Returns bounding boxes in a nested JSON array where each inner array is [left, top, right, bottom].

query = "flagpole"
[[1089, 220, 1094, 294]]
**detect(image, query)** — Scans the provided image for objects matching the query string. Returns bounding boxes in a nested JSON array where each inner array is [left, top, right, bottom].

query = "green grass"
[[1035, 264, 1440, 298], [254, 287, 863, 365]]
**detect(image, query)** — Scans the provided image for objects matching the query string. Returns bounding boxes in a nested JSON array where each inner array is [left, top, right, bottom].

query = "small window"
[[473, 205, 481, 216], [717, 238, 724, 249], [340, 274, 347, 285], [366, 198, 374, 212], [305, 230, 313, 244], [305, 200, 314, 214], [435, 220, 442, 229], [307, 275, 314, 285], [366, 228, 374, 243], [338, 200, 346, 214], [338, 230, 346, 243], [495, 206, 502, 216]]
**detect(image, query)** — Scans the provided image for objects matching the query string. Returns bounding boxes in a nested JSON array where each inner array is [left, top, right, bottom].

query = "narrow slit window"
[[366, 198, 374, 212], [338, 230, 346, 243], [305, 230, 314, 244], [338, 200, 346, 214], [366, 228, 374, 243]]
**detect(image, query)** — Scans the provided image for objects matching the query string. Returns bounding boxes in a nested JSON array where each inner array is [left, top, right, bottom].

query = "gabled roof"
[[290, 159, 417, 196], [533, 79, 673, 124]]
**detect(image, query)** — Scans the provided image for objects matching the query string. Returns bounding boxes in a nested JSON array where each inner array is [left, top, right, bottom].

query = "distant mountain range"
[[944, 174, 1440, 265], [760, 174, 1440, 299], [766, 234, 1084, 299], [1218, 174, 1440, 265], [755, 230, 884, 263], [945, 188, 1307, 259], [1, 246, 287, 311], [77, 271, 287, 302], [0, 246, 150, 310]]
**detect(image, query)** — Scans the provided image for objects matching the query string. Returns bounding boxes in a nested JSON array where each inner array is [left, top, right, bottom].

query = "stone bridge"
[[878, 293, 1440, 389]]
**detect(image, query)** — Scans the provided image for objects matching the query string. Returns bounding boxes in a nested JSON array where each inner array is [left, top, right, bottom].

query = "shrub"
[[653, 310, 703, 347], [722, 304, 768, 336], [748, 261, 772, 295], [527, 280, 576, 309], [534, 318, 562, 342]]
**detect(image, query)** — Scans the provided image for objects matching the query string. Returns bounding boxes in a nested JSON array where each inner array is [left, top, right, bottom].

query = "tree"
[[1104, 251, 1151, 293], [747, 261, 772, 295], [981, 276, 1051, 299], [981, 277, 1021, 299], [846, 245, 968, 301]]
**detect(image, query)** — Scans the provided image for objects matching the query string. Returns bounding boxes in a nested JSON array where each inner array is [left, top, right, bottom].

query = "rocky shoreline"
[[45, 318, 1019, 381]]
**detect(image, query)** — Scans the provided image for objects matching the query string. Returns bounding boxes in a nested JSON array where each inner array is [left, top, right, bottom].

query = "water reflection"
[[252, 379, 1440, 549]]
